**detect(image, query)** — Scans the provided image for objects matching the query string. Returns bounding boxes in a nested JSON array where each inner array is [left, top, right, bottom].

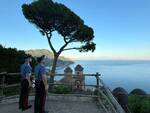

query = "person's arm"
[[41, 67, 49, 94], [42, 75, 49, 91], [26, 74, 32, 87], [25, 66, 32, 87]]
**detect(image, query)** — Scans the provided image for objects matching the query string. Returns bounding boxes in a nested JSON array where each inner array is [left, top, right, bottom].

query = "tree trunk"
[[50, 54, 59, 83]]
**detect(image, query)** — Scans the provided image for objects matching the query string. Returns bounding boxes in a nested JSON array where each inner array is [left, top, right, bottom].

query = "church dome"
[[64, 67, 73, 73], [75, 64, 83, 71]]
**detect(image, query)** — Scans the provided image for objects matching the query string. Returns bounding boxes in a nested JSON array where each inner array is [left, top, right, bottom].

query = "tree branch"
[[45, 32, 57, 54], [63, 36, 67, 43], [57, 38, 79, 55], [57, 42, 68, 55], [63, 47, 81, 51]]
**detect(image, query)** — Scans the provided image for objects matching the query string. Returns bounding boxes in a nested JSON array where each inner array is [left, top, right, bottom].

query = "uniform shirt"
[[34, 64, 46, 81], [20, 63, 32, 79]]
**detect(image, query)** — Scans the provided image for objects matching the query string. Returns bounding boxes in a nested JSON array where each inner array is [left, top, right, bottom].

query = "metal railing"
[[0, 72, 127, 113], [0, 72, 101, 97]]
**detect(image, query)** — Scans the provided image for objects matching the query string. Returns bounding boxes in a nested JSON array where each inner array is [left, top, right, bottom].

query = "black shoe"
[[22, 105, 32, 111]]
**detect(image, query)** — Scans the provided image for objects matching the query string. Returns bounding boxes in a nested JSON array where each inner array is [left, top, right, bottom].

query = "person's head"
[[37, 55, 46, 64], [24, 55, 32, 63]]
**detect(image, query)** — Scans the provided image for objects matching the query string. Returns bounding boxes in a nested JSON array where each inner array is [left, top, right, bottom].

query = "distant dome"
[[113, 87, 128, 109], [130, 89, 147, 95], [64, 67, 73, 73], [75, 64, 83, 71], [113, 87, 128, 95]]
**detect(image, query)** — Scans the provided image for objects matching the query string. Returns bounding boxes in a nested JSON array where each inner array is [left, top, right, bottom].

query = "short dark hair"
[[24, 55, 32, 61], [37, 55, 45, 63]]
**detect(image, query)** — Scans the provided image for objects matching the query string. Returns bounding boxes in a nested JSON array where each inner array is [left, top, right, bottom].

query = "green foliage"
[[80, 42, 96, 52], [0, 44, 36, 73], [0, 45, 26, 72], [54, 85, 71, 94], [0, 44, 37, 86], [128, 94, 150, 113], [141, 100, 150, 113], [22, 0, 96, 52]]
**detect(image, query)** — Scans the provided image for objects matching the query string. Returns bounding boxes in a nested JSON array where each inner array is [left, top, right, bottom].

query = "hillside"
[[26, 49, 74, 69]]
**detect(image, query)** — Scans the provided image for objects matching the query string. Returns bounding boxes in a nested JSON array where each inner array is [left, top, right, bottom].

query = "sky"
[[0, 0, 150, 60]]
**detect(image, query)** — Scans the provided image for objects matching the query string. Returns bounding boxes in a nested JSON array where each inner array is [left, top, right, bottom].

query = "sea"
[[56, 60, 150, 94]]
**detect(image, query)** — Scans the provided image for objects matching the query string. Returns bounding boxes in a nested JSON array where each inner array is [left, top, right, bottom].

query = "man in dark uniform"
[[34, 55, 49, 113], [19, 55, 32, 111]]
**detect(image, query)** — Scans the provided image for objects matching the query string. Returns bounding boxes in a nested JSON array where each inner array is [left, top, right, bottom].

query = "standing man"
[[19, 55, 32, 111], [34, 55, 49, 113]]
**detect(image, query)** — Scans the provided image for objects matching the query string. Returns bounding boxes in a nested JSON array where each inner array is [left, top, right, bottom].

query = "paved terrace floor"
[[0, 94, 106, 113]]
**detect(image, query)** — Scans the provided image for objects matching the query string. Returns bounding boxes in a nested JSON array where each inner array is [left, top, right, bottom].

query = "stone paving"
[[0, 95, 106, 113]]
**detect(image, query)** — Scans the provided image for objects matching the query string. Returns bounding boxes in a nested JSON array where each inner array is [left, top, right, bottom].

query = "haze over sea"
[[57, 60, 150, 94]]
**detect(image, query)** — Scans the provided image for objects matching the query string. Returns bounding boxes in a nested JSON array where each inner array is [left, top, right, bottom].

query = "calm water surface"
[[56, 60, 150, 94]]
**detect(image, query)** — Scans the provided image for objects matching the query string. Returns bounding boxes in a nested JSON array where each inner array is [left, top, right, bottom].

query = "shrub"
[[0, 44, 36, 73], [141, 100, 150, 113], [128, 94, 150, 113], [0, 44, 37, 86], [54, 85, 71, 94]]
